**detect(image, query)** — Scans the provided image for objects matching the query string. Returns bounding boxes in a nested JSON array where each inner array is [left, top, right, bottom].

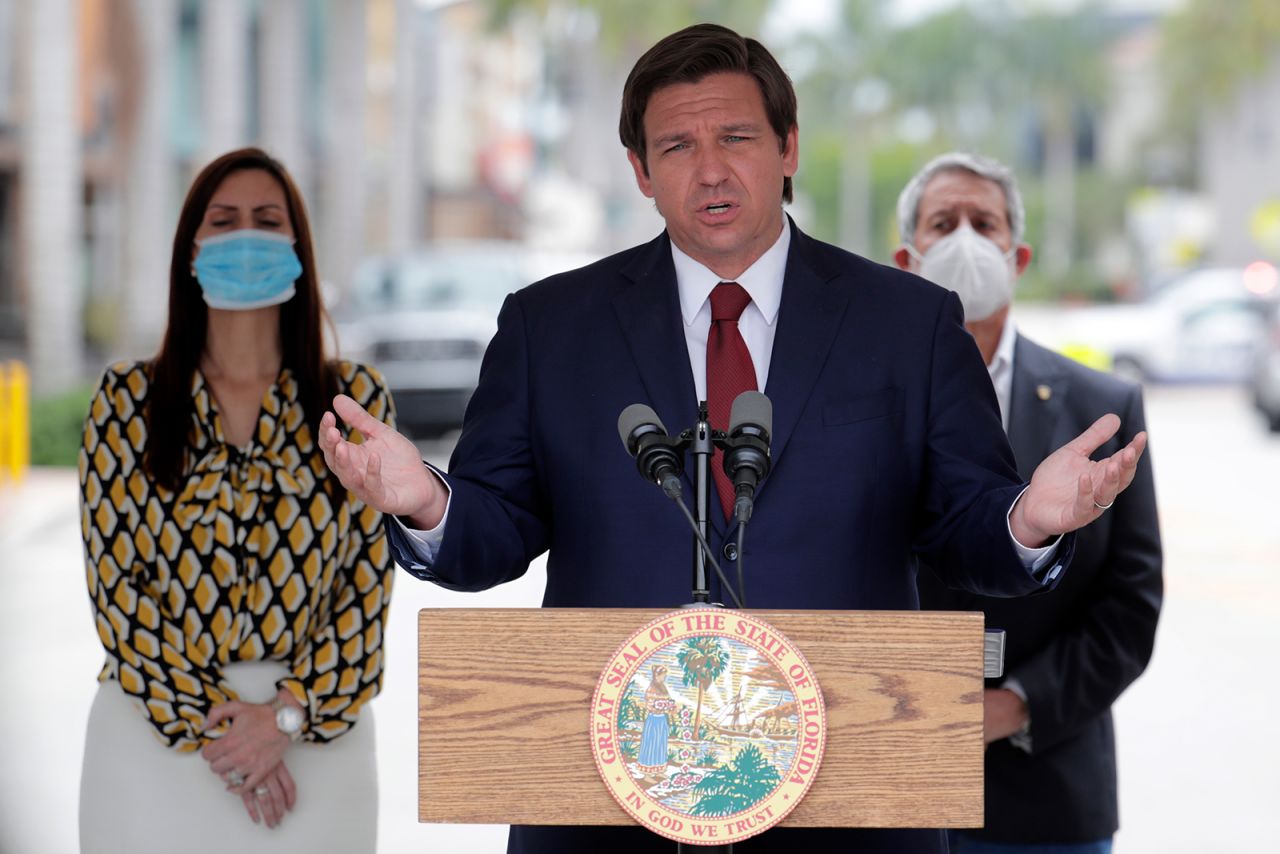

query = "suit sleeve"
[[404, 292, 552, 590], [1012, 387, 1163, 752], [913, 292, 1070, 597]]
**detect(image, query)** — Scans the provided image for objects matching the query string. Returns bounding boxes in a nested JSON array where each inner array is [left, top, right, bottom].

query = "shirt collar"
[[671, 218, 791, 327], [988, 314, 1018, 379]]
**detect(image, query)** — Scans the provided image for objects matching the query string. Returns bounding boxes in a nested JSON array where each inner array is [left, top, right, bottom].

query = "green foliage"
[[617, 684, 643, 730], [870, 7, 1006, 112], [1162, 0, 1280, 124], [1013, 165, 1129, 303], [483, 0, 772, 57], [689, 744, 781, 817], [868, 141, 940, 257], [1015, 265, 1112, 305], [790, 1, 1130, 291], [30, 384, 94, 467], [794, 132, 843, 244], [677, 637, 728, 688]]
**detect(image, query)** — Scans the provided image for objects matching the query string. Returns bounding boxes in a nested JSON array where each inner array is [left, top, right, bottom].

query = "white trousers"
[[79, 662, 378, 854]]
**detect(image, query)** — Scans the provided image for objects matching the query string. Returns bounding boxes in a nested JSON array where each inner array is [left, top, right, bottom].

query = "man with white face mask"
[[894, 152, 1163, 854]]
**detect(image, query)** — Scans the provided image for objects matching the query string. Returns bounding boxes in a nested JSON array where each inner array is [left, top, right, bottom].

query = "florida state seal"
[[589, 608, 826, 846]]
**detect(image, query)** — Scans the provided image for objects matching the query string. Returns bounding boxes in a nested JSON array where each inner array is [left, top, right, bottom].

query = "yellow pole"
[[0, 362, 8, 480], [0, 361, 30, 483], [12, 361, 30, 482]]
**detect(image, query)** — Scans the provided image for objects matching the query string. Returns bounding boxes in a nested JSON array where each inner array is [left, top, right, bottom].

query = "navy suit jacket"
[[919, 334, 1162, 844], [391, 225, 1073, 853]]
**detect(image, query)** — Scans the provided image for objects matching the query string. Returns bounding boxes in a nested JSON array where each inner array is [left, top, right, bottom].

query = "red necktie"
[[706, 282, 757, 520]]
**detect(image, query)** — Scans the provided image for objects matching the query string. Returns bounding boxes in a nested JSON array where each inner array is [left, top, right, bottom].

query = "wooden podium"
[[418, 608, 986, 830]]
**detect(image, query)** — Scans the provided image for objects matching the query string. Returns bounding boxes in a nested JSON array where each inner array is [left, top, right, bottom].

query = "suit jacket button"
[[723, 542, 738, 562]]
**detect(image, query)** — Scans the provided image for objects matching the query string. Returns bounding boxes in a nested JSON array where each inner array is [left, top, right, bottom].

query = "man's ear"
[[893, 247, 913, 271], [1014, 243, 1033, 276], [627, 149, 654, 199], [781, 125, 799, 177]]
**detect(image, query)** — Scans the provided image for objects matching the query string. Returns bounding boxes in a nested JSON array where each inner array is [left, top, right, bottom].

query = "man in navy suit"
[[895, 152, 1163, 854], [319, 24, 1146, 854]]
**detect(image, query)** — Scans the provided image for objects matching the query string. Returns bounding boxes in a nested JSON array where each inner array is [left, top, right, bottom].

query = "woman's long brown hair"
[[144, 147, 339, 492]]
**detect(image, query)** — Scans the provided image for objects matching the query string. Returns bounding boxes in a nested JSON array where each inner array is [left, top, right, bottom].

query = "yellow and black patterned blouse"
[[78, 359, 395, 752]]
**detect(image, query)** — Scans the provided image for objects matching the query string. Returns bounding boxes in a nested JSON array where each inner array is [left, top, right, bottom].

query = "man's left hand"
[[984, 688, 1030, 745], [1010, 413, 1147, 547]]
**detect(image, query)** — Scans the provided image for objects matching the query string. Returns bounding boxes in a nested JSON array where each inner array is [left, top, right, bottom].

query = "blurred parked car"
[[334, 242, 596, 437], [1022, 265, 1279, 384], [1250, 300, 1280, 433]]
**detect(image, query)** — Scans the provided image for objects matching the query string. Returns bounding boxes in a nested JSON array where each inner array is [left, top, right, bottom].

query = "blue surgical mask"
[[193, 229, 303, 310]]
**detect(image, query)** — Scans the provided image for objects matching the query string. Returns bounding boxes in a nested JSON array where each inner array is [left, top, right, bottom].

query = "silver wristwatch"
[[272, 697, 305, 742]]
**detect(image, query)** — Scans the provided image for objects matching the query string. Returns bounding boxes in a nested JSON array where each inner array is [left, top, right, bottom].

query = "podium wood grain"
[[419, 608, 983, 828]]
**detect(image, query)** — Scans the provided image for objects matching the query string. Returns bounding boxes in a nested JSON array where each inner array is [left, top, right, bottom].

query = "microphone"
[[616, 402, 744, 609], [617, 404, 684, 500], [723, 391, 772, 522]]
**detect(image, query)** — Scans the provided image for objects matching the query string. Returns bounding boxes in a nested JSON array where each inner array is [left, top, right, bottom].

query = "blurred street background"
[[0, 0, 1278, 852]]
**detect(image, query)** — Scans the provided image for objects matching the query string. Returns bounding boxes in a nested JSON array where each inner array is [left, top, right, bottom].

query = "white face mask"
[[907, 222, 1016, 322]]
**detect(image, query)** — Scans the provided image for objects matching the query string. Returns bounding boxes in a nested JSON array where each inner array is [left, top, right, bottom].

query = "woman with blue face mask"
[[77, 148, 396, 852]]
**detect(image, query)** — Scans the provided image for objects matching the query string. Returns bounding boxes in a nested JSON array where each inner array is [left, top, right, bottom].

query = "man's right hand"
[[318, 394, 448, 529]]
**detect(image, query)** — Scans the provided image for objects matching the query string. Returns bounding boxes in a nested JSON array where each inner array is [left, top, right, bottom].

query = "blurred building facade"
[[0, 0, 650, 396], [1200, 52, 1280, 267], [6, 0, 1269, 397]]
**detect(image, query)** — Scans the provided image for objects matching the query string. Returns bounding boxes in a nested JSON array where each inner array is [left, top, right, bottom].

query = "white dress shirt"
[[672, 220, 789, 400], [986, 316, 1036, 749], [987, 313, 1019, 431]]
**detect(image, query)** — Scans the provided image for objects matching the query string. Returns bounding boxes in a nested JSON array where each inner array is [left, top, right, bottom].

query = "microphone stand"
[[677, 402, 733, 854], [688, 402, 714, 605]]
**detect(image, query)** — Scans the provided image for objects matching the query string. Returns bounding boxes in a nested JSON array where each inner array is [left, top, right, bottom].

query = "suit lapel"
[[1007, 333, 1070, 481], [758, 227, 851, 504], [611, 225, 850, 532], [612, 233, 714, 526]]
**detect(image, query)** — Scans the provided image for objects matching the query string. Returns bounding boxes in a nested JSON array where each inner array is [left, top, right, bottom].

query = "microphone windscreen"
[[729, 391, 772, 437], [617, 403, 665, 451]]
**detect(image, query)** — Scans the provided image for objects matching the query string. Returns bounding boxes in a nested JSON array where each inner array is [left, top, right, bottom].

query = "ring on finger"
[[227, 770, 246, 787], [1093, 499, 1114, 511], [255, 785, 271, 797]]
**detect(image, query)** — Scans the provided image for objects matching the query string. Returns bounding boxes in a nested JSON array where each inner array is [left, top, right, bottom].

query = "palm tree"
[[677, 636, 728, 741], [689, 743, 781, 817]]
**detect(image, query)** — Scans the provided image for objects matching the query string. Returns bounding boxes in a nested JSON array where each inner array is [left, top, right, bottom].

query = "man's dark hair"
[[619, 23, 798, 203]]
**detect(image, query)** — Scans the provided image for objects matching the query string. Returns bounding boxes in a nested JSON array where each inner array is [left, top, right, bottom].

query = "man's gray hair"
[[896, 151, 1026, 248]]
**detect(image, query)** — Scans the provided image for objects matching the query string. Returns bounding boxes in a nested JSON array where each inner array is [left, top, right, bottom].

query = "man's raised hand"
[[318, 394, 448, 528], [1011, 413, 1147, 547]]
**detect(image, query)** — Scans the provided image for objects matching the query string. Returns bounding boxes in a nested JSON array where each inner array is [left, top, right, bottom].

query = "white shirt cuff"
[[1007, 485, 1062, 575], [391, 464, 452, 564]]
